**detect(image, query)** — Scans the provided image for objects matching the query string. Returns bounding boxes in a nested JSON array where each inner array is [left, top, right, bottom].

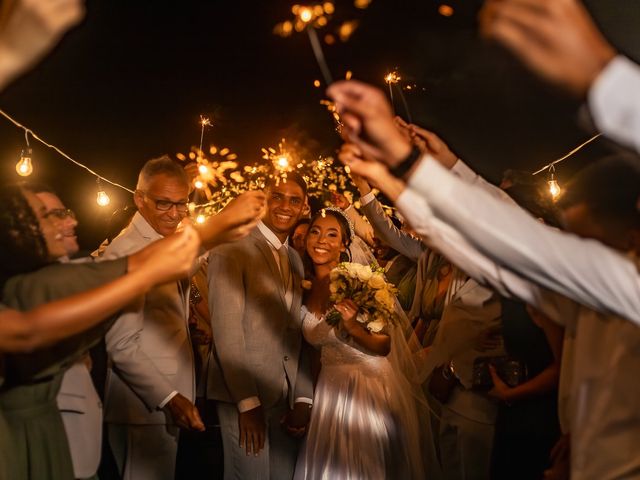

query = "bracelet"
[[389, 146, 421, 178]]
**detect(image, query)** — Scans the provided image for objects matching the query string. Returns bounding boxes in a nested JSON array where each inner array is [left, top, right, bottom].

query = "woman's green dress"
[[0, 259, 127, 480]]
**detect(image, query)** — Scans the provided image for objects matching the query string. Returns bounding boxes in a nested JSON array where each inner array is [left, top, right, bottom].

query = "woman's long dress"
[[0, 259, 127, 480], [295, 312, 426, 479]]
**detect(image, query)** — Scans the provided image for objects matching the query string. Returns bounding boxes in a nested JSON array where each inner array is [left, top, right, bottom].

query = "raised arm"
[[328, 79, 640, 325], [406, 158, 640, 324], [194, 190, 266, 250], [0, 228, 199, 353]]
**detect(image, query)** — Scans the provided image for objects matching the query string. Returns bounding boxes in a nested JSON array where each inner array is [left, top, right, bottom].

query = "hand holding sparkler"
[[195, 190, 266, 249], [337, 142, 404, 202], [395, 117, 459, 170], [328, 80, 412, 168]]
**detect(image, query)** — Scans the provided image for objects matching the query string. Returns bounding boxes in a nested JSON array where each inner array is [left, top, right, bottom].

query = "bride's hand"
[[334, 299, 360, 335]]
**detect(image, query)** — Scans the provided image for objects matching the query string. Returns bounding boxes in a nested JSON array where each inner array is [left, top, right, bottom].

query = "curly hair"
[[0, 184, 49, 285]]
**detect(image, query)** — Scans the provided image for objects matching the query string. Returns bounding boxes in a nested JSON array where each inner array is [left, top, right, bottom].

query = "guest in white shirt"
[[480, 0, 640, 157]]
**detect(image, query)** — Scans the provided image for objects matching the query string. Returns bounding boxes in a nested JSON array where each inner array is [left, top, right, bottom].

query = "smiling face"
[[134, 173, 190, 237], [23, 190, 67, 260], [35, 191, 79, 256], [263, 180, 306, 242], [305, 214, 347, 267]]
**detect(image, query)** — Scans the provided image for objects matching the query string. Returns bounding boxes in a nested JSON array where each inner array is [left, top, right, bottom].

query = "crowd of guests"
[[1, 0, 640, 479]]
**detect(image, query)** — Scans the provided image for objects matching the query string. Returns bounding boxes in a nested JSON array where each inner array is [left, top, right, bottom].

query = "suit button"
[[284, 355, 289, 361]]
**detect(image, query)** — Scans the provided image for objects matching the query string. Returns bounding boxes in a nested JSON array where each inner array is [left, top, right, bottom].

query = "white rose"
[[329, 282, 338, 294], [367, 318, 386, 333], [368, 272, 386, 290], [356, 265, 373, 282]]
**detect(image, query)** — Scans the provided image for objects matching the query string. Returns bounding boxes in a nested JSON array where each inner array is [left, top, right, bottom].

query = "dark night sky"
[[1, 0, 639, 248]]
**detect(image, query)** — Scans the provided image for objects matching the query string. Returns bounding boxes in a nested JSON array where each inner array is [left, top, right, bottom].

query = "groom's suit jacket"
[[206, 227, 313, 409]]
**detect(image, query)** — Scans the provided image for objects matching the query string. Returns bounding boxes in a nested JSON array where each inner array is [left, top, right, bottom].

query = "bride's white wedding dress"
[[294, 310, 427, 479]]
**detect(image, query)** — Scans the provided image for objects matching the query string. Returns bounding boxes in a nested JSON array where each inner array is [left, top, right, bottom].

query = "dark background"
[[1, 0, 639, 248]]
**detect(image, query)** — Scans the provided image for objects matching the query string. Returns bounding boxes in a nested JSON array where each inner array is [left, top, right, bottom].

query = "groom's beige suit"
[[207, 223, 313, 480]]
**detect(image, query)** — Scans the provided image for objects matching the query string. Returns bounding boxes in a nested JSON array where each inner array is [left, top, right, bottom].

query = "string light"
[[96, 179, 111, 207], [0, 108, 134, 194], [195, 214, 206, 224], [15, 130, 33, 176], [547, 165, 561, 200], [15, 149, 33, 176], [532, 133, 602, 176], [531, 133, 602, 199]]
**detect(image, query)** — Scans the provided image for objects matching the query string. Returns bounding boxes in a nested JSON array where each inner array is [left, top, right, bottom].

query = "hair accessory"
[[320, 206, 355, 242]]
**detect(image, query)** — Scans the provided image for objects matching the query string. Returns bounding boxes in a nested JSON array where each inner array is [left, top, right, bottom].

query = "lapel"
[[250, 229, 288, 304]]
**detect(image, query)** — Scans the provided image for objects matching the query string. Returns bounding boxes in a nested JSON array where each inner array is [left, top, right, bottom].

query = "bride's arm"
[[335, 300, 391, 356]]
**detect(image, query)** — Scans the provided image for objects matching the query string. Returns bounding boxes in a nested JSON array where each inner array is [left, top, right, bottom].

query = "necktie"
[[278, 245, 291, 291]]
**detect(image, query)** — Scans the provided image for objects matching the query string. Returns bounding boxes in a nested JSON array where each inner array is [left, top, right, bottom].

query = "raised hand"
[[330, 191, 350, 210], [165, 392, 205, 431], [479, 0, 616, 97], [328, 80, 412, 168], [197, 190, 266, 249], [406, 123, 459, 170], [337, 144, 405, 202], [0, 0, 85, 89], [142, 226, 200, 283]]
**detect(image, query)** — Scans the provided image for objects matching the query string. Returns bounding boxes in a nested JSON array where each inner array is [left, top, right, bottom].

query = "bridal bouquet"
[[325, 262, 398, 333]]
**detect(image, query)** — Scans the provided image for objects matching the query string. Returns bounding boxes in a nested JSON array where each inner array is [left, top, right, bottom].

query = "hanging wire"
[[0, 108, 134, 194], [532, 133, 602, 176]]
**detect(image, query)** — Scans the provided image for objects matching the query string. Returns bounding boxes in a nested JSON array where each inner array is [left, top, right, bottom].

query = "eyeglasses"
[[43, 208, 76, 220], [138, 191, 189, 213]]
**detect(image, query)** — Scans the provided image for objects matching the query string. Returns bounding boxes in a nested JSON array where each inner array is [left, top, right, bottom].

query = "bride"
[[295, 208, 429, 479]]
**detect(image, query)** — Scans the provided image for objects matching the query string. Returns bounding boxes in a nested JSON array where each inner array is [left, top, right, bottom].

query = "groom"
[[207, 173, 313, 479]]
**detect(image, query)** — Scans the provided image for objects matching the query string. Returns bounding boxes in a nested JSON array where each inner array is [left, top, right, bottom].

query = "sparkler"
[[384, 69, 412, 123], [301, 11, 334, 85]]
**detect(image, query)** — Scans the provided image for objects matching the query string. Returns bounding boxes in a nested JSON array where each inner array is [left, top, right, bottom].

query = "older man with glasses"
[[101, 155, 205, 480]]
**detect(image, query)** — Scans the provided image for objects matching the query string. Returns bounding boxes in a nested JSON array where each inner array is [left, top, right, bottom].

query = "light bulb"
[[96, 189, 110, 206], [198, 164, 209, 175], [194, 179, 204, 189], [548, 179, 561, 199], [15, 149, 33, 176], [196, 214, 206, 224]]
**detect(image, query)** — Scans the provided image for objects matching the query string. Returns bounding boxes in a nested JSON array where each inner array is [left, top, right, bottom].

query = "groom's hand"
[[282, 402, 312, 438], [239, 405, 266, 456], [166, 393, 205, 431]]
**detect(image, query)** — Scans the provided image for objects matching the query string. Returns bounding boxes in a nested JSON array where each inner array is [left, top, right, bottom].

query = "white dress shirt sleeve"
[[395, 188, 578, 325], [158, 391, 179, 409], [405, 156, 640, 325], [238, 396, 262, 413], [589, 55, 640, 154]]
